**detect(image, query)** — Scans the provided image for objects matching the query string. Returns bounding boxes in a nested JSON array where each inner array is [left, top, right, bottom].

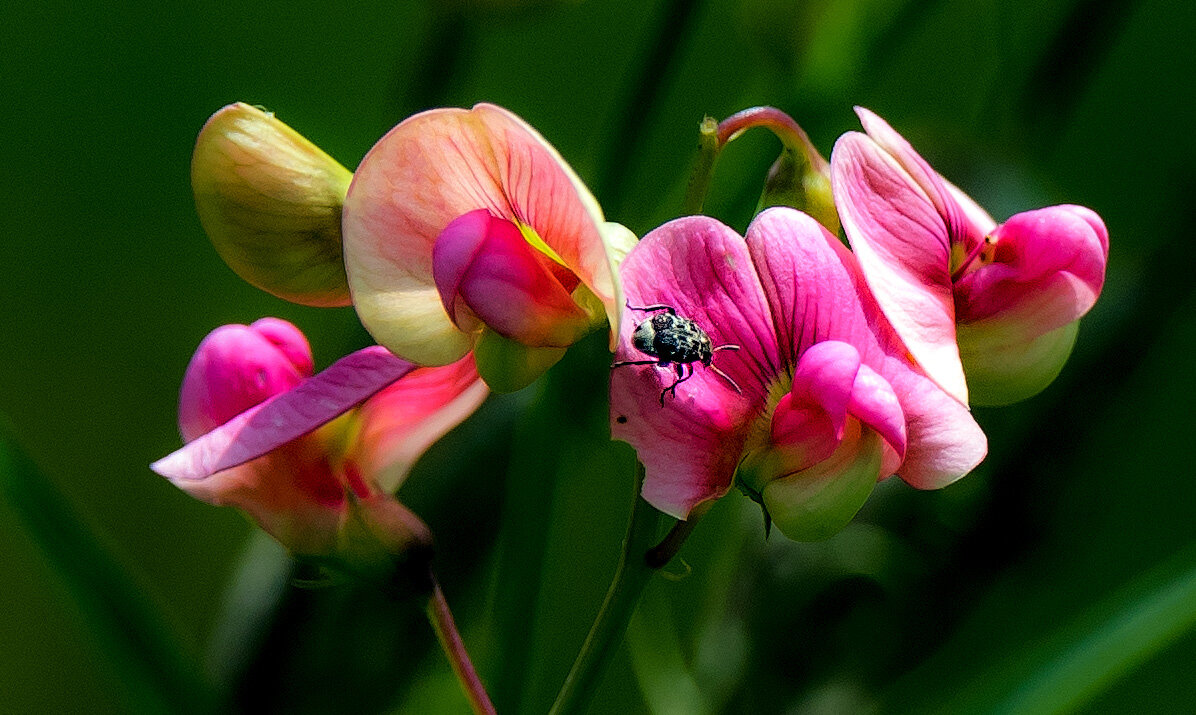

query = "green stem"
[[426, 573, 496, 715], [550, 463, 679, 715], [682, 116, 722, 215]]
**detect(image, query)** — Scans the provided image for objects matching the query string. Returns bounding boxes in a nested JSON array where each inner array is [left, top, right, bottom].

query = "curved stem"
[[645, 515, 701, 569], [551, 462, 702, 715], [426, 573, 496, 715], [683, 116, 722, 215], [716, 106, 816, 153]]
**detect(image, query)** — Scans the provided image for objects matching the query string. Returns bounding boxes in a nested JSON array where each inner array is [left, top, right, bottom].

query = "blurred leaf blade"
[[0, 423, 220, 712]]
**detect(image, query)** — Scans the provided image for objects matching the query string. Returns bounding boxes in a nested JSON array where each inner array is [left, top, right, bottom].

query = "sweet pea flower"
[[192, 103, 354, 308], [342, 103, 633, 391], [153, 318, 487, 571], [610, 207, 986, 541], [831, 108, 1108, 406]]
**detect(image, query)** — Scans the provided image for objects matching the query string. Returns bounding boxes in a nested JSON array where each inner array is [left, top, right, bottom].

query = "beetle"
[[611, 303, 742, 406]]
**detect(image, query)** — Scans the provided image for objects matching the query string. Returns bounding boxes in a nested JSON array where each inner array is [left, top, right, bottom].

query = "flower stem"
[[683, 116, 722, 215], [645, 514, 701, 569], [550, 462, 702, 715], [715, 106, 816, 152], [426, 573, 496, 715]]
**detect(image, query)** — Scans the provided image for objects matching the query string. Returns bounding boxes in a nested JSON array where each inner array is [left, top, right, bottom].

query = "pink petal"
[[746, 207, 985, 488], [769, 393, 839, 471], [788, 341, 863, 440], [178, 321, 311, 441], [248, 318, 315, 377], [432, 210, 591, 346], [610, 216, 780, 518], [351, 353, 489, 493], [831, 130, 968, 404], [343, 103, 615, 366], [849, 364, 907, 462], [765, 349, 905, 483], [854, 107, 989, 245], [955, 205, 1108, 332], [153, 346, 415, 481]]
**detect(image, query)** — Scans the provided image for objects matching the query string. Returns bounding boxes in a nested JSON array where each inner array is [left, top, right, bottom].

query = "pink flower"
[[341, 103, 632, 390], [154, 318, 487, 560], [610, 208, 986, 541], [831, 108, 1108, 405]]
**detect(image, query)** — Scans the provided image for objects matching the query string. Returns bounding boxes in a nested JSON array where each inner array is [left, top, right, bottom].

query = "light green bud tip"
[[959, 320, 1080, 407], [473, 327, 567, 393], [757, 431, 882, 542], [192, 103, 353, 307]]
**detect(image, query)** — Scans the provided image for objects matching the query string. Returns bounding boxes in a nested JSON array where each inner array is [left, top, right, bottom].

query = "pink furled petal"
[[770, 394, 839, 472], [789, 341, 863, 440], [431, 209, 490, 332], [611, 216, 780, 518], [768, 343, 906, 478], [248, 318, 315, 378], [343, 103, 616, 366], [352, 353, 489, 493], [955, 205, 1108, 332], [854, 107, 986, 246], [178, 321, 312, 441], [848, 364, 906, 463], [745, 207, 985, 489], [154, 346, 415, 481], [831, 131, 968, 404], [432, 210, 591, 346]]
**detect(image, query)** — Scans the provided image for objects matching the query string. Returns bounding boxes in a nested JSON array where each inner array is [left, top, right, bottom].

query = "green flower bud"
[[192, 103, 353, 307]]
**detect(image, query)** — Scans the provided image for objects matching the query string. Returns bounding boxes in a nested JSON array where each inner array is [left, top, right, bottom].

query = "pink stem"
[[427, 575, 496, 715]]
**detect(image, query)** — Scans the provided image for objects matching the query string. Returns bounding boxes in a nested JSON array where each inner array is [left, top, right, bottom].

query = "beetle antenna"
[[710, 365, 742, 394], [626, 302, 676, 315]]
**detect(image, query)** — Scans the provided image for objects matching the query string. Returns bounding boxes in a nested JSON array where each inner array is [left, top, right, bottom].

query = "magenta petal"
[[831, 131, 968, 404], [789, 341, 863, 440], [955, 205, 1108, 331], [178, 321, 311, 441], [433, 211, 590, 346], [432, 209, 491, 331], [746, 207, 984, 488], [154, 347, 415, 481], [611, 216, 779, 518]]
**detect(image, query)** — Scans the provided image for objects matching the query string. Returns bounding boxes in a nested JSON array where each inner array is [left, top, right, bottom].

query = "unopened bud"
[[192, 103, 353, 307]]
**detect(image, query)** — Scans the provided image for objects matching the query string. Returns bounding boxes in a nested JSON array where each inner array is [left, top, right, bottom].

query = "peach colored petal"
[[343, 103, 616, 366], [352, 353, 488, 493]]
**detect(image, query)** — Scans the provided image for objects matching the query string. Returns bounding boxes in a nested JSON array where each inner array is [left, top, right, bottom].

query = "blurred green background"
[[3, 0, 1194, 712]]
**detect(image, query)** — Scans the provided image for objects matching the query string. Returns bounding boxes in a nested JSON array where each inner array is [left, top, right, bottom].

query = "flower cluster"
[[610, 108, 1106, 540], [157, 101, 1106, 557]]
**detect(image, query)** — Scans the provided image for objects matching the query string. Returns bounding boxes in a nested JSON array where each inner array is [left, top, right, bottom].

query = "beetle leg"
[[611, 359, 662, 368], [660, 363, 695, 406]]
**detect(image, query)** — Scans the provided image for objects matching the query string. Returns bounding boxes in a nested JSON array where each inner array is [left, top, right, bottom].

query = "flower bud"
[[756, 138, 839, 235], [738, 342, 904, 541], [192, 103, 353, 307]]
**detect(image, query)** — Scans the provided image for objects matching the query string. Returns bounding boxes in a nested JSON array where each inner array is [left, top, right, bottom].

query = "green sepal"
[[474, 327, 567, 393]]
